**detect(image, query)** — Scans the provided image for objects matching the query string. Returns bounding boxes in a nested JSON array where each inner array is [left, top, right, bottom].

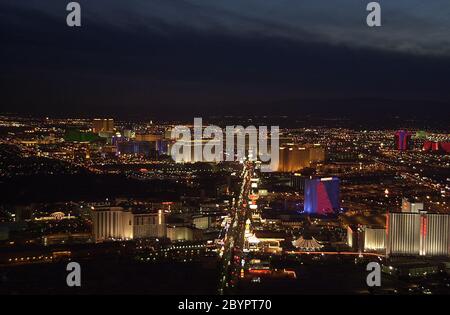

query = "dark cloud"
[[1, 1, 450, 119]]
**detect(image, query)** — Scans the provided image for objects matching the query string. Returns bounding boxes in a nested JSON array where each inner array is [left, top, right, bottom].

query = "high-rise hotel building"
[[401, 198, 424, 213], [304, 177, 340, 215], [394, 130, 413, 151], [91, 207, 166, 242], [92, 119, 114, 134], [278, 144, 325, 172], [364, 227, 386, 251], [386, 211, 450, 257]]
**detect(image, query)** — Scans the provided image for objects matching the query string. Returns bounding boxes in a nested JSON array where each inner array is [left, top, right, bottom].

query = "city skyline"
[[1, 1, 450, 300], [0, 114, 449, 296]]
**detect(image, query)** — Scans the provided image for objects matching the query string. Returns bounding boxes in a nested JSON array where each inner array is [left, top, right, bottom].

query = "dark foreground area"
[[2, 256, 450, 295], [0, 258, 219, 295]]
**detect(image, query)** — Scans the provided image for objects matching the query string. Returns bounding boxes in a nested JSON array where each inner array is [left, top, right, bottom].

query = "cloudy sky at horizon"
[[5, 0, 450, 55], [1, 0, 450, 118]]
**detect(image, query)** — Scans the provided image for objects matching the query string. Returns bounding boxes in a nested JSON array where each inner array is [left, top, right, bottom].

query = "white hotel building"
[[386, 211, 450, 257], [91, 207, 166, 242]]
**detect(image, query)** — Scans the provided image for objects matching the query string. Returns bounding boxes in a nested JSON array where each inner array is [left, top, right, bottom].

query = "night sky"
[[1, 0, 450, 119]]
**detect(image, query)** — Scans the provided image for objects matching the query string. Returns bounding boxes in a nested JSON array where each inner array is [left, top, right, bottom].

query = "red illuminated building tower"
[[394, 130, 413, 151]]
